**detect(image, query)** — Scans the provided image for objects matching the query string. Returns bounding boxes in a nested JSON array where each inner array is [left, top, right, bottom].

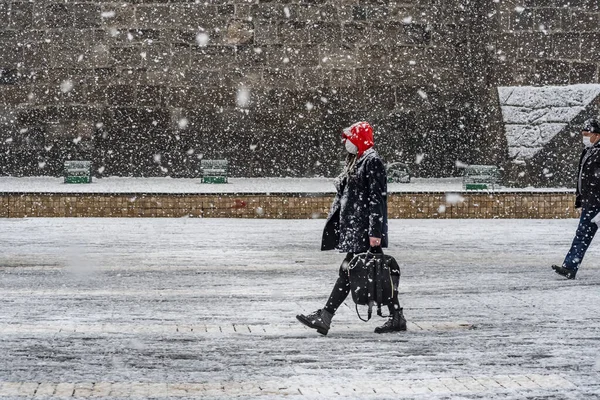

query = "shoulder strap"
[[355, 301, 373, 322]]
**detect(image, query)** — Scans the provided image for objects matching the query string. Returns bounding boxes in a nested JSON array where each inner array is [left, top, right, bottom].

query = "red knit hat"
[[342, 121, 374, 158]]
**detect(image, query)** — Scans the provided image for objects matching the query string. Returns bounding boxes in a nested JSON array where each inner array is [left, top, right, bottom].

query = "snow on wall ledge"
[[498, 84, 600, 161]]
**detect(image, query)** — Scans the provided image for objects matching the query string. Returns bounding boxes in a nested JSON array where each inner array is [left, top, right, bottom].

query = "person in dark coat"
[[296, 121, 406, 335], [553, 118, 600, 279]]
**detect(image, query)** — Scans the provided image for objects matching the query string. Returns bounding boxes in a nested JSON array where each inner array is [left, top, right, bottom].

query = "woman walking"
[[296, 121, 406, 335]]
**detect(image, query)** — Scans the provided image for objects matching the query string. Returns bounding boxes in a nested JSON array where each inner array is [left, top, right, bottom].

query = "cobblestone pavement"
[[0, 218, 599, 399]]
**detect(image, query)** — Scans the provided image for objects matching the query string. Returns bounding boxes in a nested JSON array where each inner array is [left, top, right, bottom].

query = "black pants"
[[324, 248, 401, 315]]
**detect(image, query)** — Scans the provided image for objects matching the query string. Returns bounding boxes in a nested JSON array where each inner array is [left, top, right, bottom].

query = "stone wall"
[[491, 0, 600, 187], [0, 1, 598, 182], [493, 0, 599, 87], [0, 191, 579, 219]]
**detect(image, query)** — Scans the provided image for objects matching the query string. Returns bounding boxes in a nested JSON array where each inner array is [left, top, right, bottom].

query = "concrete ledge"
[[0, 191, 579, 218]]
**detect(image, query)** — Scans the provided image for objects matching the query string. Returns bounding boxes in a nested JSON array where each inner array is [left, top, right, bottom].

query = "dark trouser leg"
[[563, 206, 600, 270], [324, 253, 354, 315], [388, 272, 401, 314]]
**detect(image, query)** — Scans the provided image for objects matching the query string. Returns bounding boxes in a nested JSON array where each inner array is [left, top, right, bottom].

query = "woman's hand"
[[369, 237, 381, 247]]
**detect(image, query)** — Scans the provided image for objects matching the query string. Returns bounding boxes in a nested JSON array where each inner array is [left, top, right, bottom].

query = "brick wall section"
[[0, 192, 579, 219]]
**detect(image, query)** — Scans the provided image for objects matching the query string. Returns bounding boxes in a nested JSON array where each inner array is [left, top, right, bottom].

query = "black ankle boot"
[[552, 265, 577, 279], [296, 309, 333, 336], [374, 308, 407, 334]]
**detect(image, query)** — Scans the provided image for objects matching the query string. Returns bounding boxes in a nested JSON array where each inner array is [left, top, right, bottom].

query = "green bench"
[[387, 162, 411, 183], [64, 161, 92, 184], [463, 165, 500, 190], [201, 159, 228, 184]]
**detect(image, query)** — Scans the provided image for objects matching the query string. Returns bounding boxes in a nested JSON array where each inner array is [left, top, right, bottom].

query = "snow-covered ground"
[[0, 176, 573, 193], [0, 218, 598, 399]]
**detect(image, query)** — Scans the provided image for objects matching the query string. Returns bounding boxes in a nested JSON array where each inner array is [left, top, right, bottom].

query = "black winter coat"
[[321, 148, 388, 253], [576, 142, 600, 208]]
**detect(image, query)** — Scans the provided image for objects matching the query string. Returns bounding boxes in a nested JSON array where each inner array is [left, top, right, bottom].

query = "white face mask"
[[345, 139, 358, 154], [583, 136, 593, 147]]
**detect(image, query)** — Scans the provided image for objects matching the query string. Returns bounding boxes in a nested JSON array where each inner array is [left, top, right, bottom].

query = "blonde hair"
[[342, 153, 357, 178]]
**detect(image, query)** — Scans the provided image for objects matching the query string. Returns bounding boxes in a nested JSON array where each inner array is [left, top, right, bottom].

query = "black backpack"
[[347, 250, 400, 321]]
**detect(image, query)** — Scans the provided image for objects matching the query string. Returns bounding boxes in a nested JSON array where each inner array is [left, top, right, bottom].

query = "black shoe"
[[552, 265, 577, 279], [296, 309, 332, 336], [375, 308, 407, 334]]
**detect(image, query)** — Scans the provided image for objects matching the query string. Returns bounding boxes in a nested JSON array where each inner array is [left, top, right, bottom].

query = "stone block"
[[337, 5, 355, 22], [355, 44, 388, 68], [73, 3, 102, 29], [22, 44, 51, 70], [355, 67, 406, 87], [161, 29, 195, 45], [533, 7, 563, 32], [365, 5, 391, 20], [115, 29, 161, 45], [44, 3, 73, 29], [353, 5, 367, 21], [135, 5, 172, 29], [255, 21, 280, 45], [552, 33, 581, 60], [226, 19, 255, 45], [510, 8, 535, 31], [171, 69, 221, 88], [569, 62, 597, 84], [295, 68, 324, 88], [223, 68, 263, 87], [251, 3, 286, 20], [143, 43, 172, 67], [309, 22, 342, 44], [297, 4, 338, 22], [190, 46, 236, 70], [319, 45, 358, 69], [567, 10, 599, 33], [235, 4, 253, 19], [171, 4, 231, 29], [168, 87, 235, 109], [169, 43, 191, 69], [266, 45, 320, 68], [106, 85, 137, 107], [580, 32, 600, 57], [0, 86, 31, 106], [324, 69, 355, 87], [371, 21, 430, 47], [86, 84, 107, 104], [101, 3, 135, 27], [263, 68, 297, 89], [495, 32, 519, 59], [362, 85, 397, 111], [534, 59, 571, 85], [517, 32, 552, 59], [110, 46, 144, 69], [404, 23, 432, 46], [251, 89, 283, 112], [236, 45, 267, 68], [0, 43, 22, 68], [0, 3, 8, 25], [522, 0, 556, 7], [8, 2, 33, 30], [564, 0, 599, 10], [342, 22, 371, 45], [136, 85, 165, 107], [279, 21, 311, 44], [16, 108, 47, 126]]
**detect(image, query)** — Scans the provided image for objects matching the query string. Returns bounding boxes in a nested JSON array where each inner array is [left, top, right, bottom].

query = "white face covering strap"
[[345, 139, 358, 154]]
